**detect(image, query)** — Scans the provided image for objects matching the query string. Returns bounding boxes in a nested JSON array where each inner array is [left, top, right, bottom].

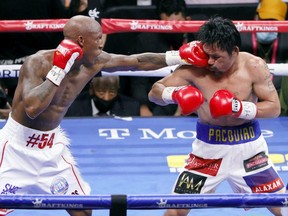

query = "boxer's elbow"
[[25, 106, 39, 119], [257, 101, 281, 118], [148, 83, 157, 103], [148, 83, 165, 106], [273, 102, 281, 117], [269, 99, 281, 118], [148, 90, 156, 104], [266, 107, 280, 118], [24, 99, 42, 119]]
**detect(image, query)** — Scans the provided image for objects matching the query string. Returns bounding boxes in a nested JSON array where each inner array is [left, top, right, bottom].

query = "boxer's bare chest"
[[52, 67, 95, 106], [195, 68, 252, 101]]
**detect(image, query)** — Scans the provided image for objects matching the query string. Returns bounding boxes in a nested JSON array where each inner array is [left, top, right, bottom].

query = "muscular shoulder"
[[24, 50, 53, 68], [163, 64, 206, 86], [96, 51, 111, 64], [176, 65, 207, 79], [21, 50, 53, 78], [239, 52, 269, 80]]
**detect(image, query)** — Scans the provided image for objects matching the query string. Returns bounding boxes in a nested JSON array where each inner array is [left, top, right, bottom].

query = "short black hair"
[[156, 0, 187, 17], [197, 16, 241, 55]]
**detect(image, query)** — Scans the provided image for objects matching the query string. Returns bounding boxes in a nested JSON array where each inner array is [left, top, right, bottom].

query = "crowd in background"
[[0, 0, 288, 118]]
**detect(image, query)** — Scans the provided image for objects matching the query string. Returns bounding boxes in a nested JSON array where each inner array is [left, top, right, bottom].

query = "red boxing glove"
[[179, 41, 208, 67], [53, 39, 83, 71], [165, 41, 208, 67], [209, 89, 257, 120], [162, 85, 204, 115], [46, 39, 83, 86]]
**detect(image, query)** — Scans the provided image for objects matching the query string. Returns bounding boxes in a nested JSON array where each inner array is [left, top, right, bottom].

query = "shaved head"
[[63, 15, 102, 40], [62, 15, 104, 66]]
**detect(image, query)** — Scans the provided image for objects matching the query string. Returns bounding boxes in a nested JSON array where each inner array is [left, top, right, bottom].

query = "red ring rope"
[[0, 19, 287, 33]]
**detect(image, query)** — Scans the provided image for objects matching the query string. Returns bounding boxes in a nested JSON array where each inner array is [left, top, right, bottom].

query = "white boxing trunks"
[[172, 120, 284, 194], [0, 115, 91, 196]]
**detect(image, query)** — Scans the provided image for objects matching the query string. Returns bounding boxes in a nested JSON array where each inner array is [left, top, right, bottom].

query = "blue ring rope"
[[0, 193, 287, 209]]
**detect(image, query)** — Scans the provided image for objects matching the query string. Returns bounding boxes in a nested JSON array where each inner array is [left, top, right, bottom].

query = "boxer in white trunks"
[[149, 16, 285, 216], [0, 15, 204, 216]]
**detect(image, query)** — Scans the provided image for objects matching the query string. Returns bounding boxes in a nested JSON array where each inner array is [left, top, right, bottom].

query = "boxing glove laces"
[[46, 39, 83, 86]]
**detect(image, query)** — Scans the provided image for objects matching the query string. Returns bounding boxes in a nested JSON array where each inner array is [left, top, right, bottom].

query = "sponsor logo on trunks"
[[167, 153, 288, 173], [71, 190, 79, 195], [243, 167, 284, 193], [0, 183, 21, 194], [184, 153, 222, 176], [50, 176, 69, 195], [208, 127, 255, 143], [244, 151, 269, 172], [26, 133, 55, 149], [174, 171, 206, 194]]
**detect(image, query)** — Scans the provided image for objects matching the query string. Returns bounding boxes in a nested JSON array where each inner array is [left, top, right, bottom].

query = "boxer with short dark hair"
[[149, 16, 285, 216], [0, 15, 206, 216]]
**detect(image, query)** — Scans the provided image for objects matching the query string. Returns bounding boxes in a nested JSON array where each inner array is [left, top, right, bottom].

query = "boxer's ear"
[[233, 46, 239, 55], [77, 35, 84, 47]]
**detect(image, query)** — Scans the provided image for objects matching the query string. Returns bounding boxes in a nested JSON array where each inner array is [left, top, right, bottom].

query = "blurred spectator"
[[240, 0, 288, 114], [0, 81, 12, 119], [62, 0, 88, 12], [65, 76, 140, 117], [241, 0, 287, 92], [128, 0, 191, 116], [68, 0, 106, 45]]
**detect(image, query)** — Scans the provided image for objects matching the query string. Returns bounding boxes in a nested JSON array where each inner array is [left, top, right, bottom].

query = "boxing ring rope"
[[0, 19, 288, 33], [0, 18, 288, 214], [1, 19, 288, 78], [1, 63, 288, 78], [0, 194, 287, 212]]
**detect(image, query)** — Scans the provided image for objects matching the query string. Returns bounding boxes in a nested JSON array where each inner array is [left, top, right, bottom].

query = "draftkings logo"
[[32, 198, 84, 209], [156, 198, 208, 208]]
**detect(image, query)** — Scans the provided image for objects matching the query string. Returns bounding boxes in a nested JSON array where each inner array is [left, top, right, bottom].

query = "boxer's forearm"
[[102, 52, 167, 72], [134, 53, 167, 70], [254, 100, 281, 118]]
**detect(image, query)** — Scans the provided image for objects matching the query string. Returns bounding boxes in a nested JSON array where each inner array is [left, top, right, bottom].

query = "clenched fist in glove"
[[46, 39, 83, 86], [209, 89, 257, 120], [162, 85, 204, 115], [165, 41, 208, 67]]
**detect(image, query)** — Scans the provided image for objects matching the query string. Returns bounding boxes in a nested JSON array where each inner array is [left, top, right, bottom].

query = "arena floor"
[[1, 116, 287, 216]]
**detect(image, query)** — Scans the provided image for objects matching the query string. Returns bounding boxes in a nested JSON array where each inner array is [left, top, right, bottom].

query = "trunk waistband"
[[2, 115, 61, 149], [196, 120, 261, 145]]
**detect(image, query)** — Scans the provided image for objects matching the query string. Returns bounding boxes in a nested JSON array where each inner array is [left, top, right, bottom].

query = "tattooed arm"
[[101, 51, 167, 72], [250, 56, 281, 118]]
